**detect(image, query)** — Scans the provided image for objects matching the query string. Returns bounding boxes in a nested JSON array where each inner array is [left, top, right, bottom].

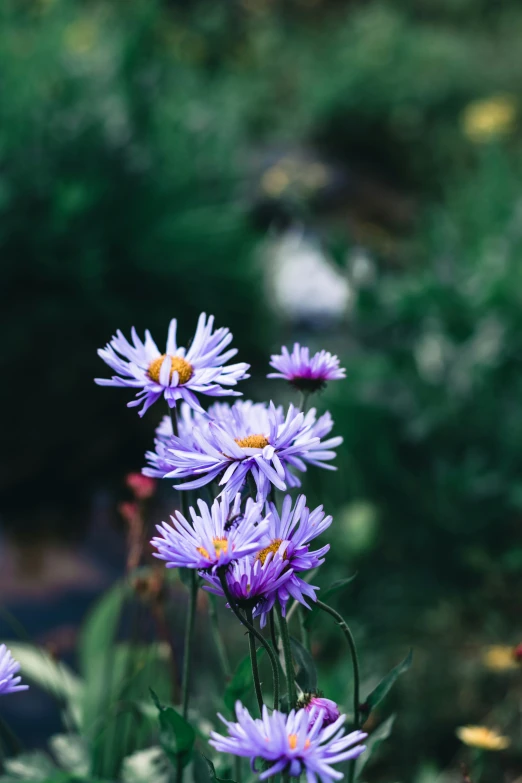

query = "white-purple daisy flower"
[[268, 343, 346, 392], [95, 313, 250, 416], [201, 553, 293, 624], [209, 701, 366, 782], [151, 494, 268, 571], [0, 645, 28, 695], [154, 400, 342, 501], [255, 494, 332, 619]]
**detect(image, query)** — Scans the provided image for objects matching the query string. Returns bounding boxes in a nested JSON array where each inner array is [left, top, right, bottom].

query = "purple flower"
[[95, 313, 250, 416], [151, 494, 268, 571], [299, 696, 341, 729], [154, 400, 342, 500], [268, 344, 346, 392], [201, 553, 293, 622], [209, 701, 366, 782], [0, 645, 28, 695], [254, 494, 331, 622]]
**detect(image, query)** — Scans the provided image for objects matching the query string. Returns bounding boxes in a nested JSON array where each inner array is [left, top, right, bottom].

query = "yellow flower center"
[[234, 434, 269, 449], [197, 537, 229, 561], [456, 726, 510, 751], [148, 355, 194, 385], [256, 538, 284, 565], [288, 735, 310, 750]]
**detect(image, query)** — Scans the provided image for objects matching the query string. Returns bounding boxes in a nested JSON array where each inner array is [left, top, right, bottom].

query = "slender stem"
[[298, 391, 311, 413], [315, 600, 360, 783], [209, 594, 231, 680], [246, 607, 264, 714], [275, 603, 297, 709], [234, 757, 242, 783], [269, 609, 279, 656], [218, 568, 279, 710], [170, 406, 179, 437], [315, 600, 360, 729], [181, 570, 198, 718]]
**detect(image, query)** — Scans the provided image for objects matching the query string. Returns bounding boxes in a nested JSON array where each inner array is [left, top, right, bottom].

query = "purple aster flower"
[[209, 701, 366, 782], [254, 494, 331, 622], [151, 494, 268, 571], [201, 552, 293, 624], [268, 343, 346, 392], [0, 645, 28, 695], [95, 313, 250, 416], [298, 696, 341, 729], [155, 400, 342, 501]]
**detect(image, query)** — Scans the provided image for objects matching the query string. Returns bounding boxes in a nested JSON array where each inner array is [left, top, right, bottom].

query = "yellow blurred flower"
[[64, 19, 98, 54], [456, 725, 510, 751], [482, 645, 519, 672], [461, 95, 517, 144], [261, 166, 291, 197]]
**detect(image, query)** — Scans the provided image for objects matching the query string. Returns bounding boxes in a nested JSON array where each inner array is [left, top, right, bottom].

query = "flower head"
[[456, 726, 510, 751], [210, 702, 366, 782], [253, 495, 331, 623], [0, 645, 28, 695], [268, 344, 345, 393], [153, 400, 342, 501], [482, 645, 519, 672], [300, 696, 341, 729], [95, 313, 250, 416], [202, 553, 292, 622], [151, 494, 268, 571]]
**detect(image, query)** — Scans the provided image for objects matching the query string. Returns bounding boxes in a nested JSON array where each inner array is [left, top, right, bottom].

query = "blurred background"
[[2, 0, 522, 780]]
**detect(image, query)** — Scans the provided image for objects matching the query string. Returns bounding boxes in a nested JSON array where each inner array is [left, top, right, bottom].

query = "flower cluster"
[[96, 315, 359, 780]]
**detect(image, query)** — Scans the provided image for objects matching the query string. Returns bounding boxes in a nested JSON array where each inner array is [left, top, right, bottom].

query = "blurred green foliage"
[[3, 0, 522, 780]]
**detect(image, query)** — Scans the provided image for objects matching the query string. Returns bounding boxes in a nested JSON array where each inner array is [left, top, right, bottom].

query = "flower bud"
[[125, 472, 157, 500], [300, 695, 340, 728]]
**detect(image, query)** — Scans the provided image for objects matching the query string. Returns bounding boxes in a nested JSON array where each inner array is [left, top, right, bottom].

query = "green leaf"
[[0, 752, 57, 781], [304, 576, 357, 629], [121, 747, 169, 783], [2, 643, 83, 729], [150, 690, 196, 770], [363, 650, 413, 712], [78, 582, 128, 683], [48, 735, 89, 776], [321, 575, 358, 603], [195, 754, 236, 783], [289, 637, 317, 693], [224, 648, 264, 712], [354, 714, 395, 779]]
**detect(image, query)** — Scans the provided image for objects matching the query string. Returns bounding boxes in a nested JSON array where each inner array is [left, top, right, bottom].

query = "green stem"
[[269, 609, 279, 656], [181, 571, 198, 718], [209, 594, 231, 680], [315, 600, 360, 729], [234, 757, 242, 783], [298, 391, 310, 413], [246, 607, 264, 714], [218, 569, 279, 710], [275, 603, 297, 709]]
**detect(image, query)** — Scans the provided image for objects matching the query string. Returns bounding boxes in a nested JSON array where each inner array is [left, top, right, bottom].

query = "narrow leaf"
[[197, 754, 236, 783], [289, 637, 317, 693], [363, 650, 413, 712], [150, 690, 195, 770], [355, 714, 395, 778], [304, 576, 357, 629]]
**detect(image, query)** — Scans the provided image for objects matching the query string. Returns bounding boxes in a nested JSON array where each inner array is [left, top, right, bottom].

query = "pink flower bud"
[[304, 696, 340, 728], [126, 472, 157, 500]]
